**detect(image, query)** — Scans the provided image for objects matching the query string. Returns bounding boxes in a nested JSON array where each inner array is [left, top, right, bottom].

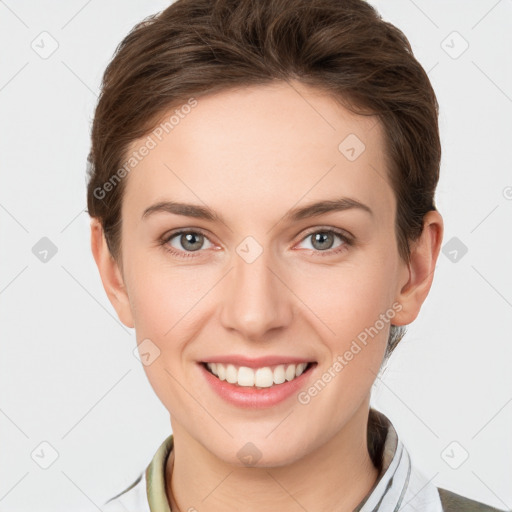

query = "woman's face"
[[114, 80, 410, 466]]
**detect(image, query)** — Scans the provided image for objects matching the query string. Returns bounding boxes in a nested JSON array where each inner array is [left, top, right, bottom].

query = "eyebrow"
[[141, 197, 373, 223]]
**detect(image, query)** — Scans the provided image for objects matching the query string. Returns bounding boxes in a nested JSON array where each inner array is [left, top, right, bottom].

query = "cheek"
[[300, 258, 397, 333], [126, 267, 201, 412], [125, 246, 206, 335], [295, 257, 397, 387]]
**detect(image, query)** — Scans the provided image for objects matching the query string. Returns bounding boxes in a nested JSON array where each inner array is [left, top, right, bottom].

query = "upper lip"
[[201, 355, 316, 368]]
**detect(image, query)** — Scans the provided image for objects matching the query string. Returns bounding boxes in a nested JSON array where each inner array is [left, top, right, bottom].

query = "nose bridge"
[[219, 238, 292, 339]]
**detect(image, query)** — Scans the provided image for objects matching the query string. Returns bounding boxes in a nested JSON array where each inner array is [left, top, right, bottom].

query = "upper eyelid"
[[298, 226, 352, 240]]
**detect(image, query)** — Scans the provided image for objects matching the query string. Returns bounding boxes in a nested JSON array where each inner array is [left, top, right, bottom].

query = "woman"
[[87, 0, 505, 510]]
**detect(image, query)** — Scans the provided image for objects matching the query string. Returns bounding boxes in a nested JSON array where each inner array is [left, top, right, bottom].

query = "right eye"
[[160, 229, 216, 258]]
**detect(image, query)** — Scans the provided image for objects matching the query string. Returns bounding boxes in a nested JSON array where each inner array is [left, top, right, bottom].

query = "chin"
[[215, 438, 304, 469]]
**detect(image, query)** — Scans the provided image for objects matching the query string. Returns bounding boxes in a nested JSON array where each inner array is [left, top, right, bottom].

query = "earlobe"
[[392, 210, 444, 326], [90, 219, 135, 328]]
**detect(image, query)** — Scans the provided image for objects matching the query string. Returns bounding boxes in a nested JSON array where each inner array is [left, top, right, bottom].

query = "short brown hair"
[[86, 0, 441, 361]]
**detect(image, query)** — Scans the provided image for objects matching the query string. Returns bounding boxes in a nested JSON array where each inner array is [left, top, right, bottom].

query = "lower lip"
[[198, 362, 317, 409]]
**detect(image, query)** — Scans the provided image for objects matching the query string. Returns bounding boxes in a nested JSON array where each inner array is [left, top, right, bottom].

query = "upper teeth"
[[206, 362, 309, 388]]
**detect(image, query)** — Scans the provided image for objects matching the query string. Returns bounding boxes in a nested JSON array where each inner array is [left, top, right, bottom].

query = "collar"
[[146, 432, 173, 512], [145, 408, 442, 512]]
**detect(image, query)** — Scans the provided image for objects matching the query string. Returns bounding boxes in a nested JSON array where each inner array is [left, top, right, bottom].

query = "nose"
[[219, 244, 294, 341]]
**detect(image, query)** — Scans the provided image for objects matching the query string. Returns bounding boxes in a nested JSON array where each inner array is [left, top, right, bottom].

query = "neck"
[[166, 402, 379, 512]]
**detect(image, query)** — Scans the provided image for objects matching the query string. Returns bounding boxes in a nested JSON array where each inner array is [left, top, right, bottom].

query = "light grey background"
[[1, 1, 511, 511]]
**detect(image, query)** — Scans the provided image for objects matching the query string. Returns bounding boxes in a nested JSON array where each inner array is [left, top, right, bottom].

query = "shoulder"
[[437, 487, 508, 512]]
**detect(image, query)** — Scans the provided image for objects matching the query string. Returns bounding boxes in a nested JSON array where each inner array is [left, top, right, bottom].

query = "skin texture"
[[91, 80, 443, 512]]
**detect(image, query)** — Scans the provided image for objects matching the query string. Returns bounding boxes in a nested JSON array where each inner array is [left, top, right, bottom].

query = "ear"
[[392, 210, 444, 326], [90, 218, 134, 328]]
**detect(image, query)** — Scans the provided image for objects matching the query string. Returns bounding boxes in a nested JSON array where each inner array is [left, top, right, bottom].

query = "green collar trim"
[[146, 434, 174, 512]]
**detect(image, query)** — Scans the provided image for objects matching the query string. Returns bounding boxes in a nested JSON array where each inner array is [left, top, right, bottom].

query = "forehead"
[[122, 80, 394, 225]]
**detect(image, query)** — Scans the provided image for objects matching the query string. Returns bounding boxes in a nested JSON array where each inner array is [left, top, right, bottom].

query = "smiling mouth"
[[201, 361, 316, 388]]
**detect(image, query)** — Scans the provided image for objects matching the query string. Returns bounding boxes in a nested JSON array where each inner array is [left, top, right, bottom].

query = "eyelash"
[[159, 227, 354, 259]]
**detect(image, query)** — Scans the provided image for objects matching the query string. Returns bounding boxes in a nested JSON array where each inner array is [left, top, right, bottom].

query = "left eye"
[[296, 229, 351, 254]]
